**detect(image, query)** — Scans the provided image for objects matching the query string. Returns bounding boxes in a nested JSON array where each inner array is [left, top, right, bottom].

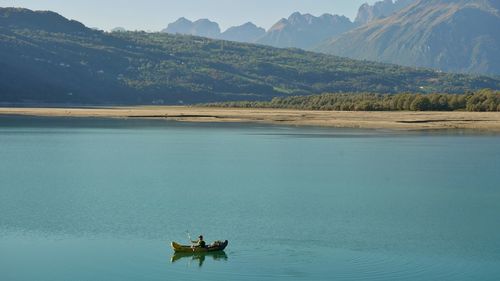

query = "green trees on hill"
[[1, 6, 500, 105], [203, 89, 500, 112], [2, 10, 500, 105]]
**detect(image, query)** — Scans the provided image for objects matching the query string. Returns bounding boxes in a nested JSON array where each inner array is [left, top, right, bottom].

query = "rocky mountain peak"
[[321, 0, 500, 75], [355, 0, 415, 25], [258, 12, 356, 49], [162, 17, 220, 38], [219, 22, 265, 43]]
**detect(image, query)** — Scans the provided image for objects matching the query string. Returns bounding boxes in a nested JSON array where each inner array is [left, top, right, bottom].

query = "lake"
[[1, 116, 499, 281]]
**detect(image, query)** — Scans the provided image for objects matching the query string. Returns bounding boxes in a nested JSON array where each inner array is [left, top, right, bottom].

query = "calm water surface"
[[1, 116, 499, 280]]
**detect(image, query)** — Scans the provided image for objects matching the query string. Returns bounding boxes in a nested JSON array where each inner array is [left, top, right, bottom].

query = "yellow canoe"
[[171, 240, 228, 253]]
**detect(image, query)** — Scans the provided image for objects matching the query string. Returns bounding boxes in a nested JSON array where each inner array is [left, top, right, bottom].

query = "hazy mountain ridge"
[[257, 12, 356, 49], [162, 12, 357, 49], [1, 7, 499, 105], [162, 17, 265, 43], [355, 0, 415, 25], [111, 27, 127, 32], [318, 0, 500, 75], [162, 17, 221, 38], [160, 1, 414, 49], [219, 22, 265, 43]]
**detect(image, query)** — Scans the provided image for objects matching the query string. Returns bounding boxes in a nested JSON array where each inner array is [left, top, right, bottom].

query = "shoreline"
[[1, 106, 500, 131]]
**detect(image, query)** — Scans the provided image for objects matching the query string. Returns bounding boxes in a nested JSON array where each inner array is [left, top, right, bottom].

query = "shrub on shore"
[[202, 89, 500, 112]]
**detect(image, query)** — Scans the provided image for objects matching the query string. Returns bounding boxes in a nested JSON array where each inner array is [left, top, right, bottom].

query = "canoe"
[[171, 240, 228, 253]]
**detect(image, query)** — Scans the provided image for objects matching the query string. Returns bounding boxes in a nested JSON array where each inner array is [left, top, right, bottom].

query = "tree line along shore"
[[202, 89, 500, 112]]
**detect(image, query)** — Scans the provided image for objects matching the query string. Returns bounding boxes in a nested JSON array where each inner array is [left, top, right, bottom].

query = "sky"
[[0, 0, 379, 31]]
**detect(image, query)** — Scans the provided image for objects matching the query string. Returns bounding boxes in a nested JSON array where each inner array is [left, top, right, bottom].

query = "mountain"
[[163, 19, 266, 43], [162, 17, 220, 38], [219, 22, 265, 43], [355, 0, 415, 25], [319, 0, 500, 76], [161, 12, 357, 48], [111, 27, 127, 32], [189, 19, 220, 38], [1, 8, 499, 105], [162, 17, 192, 34], [0, 7, 88, 33], [257, 12, 356, 49], [158, 2, 412, 49]]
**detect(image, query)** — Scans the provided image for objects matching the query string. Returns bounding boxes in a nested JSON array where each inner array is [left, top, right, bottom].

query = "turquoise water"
[[1, 116, 499, 280]]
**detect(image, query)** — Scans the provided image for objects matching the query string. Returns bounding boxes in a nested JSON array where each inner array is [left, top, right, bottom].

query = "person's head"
[[199, 235, 203, 240]]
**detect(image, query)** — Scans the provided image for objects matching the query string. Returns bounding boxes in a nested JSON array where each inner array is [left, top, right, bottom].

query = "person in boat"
[[191, 235, 206, 248]]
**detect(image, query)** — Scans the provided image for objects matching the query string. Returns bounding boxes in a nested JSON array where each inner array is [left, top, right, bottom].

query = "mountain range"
[[164, 18, 265, 43], [163, 17, 221, 38], [159, 0, 500, 76], [319, 0, 500, 75], [257, 12, 355, 49], [2, 7, 498, 105], [161, 0, 413, 48]]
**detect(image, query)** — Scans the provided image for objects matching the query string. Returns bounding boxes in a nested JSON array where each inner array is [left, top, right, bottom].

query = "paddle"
[[186, 230, 192, 244], [186, 230, 197, 253]]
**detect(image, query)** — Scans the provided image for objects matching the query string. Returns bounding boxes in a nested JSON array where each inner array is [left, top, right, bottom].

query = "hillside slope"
[[319, 0, 500, 75], [1, 8, 499, 105]]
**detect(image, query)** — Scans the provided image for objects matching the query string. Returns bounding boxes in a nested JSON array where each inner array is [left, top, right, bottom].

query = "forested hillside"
[[1, 8, 499, 105]]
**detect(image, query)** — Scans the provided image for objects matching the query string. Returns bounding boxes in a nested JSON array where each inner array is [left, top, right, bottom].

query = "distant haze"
[[0, 0, 378, 31]]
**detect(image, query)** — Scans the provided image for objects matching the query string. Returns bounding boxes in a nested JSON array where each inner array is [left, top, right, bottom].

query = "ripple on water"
[[335, 250, 494, 281], [168, 244, 500, 281]]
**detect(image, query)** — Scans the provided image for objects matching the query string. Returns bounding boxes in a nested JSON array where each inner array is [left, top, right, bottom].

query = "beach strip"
[[1, 106, 500, 131]]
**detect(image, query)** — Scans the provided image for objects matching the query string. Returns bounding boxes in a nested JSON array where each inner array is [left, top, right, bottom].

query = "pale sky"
[[0, 0, 379, 31]]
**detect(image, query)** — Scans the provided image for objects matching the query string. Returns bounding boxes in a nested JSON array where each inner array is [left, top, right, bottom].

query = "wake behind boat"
[[171, 240, 229, 253]]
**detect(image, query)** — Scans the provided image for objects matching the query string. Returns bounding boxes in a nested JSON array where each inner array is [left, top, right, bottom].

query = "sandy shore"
[[1, 106, 500, 131]]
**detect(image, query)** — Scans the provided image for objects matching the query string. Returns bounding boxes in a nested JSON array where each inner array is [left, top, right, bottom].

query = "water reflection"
[[171, 251, 228, 267]]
